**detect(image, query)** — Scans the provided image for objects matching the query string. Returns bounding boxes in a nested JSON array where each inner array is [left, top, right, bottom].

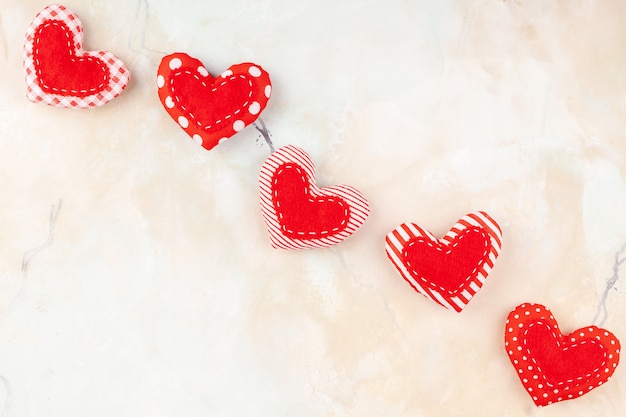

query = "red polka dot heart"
[[505, 303, 620, 407], [156, 52, 272, 150], [21, 3, 622, 410]]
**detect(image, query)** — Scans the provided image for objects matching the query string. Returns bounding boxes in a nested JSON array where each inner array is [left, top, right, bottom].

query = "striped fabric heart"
[[385, 212, 502, 312], [259, 145, 370, 249], [505, 303, 620, 407], [23, 4, 130, 108]]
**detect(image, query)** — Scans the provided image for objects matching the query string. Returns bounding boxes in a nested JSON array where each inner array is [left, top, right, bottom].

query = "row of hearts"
[[21, 4, 622, 409], [23, 4, 502, 311], [25, 4, 273, 152]]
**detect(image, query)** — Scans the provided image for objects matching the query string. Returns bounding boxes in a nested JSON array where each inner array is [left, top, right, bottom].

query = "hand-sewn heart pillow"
[[157, 52, 271, 150], [23, 4, 130, 108], [385, 211, 502, 312], [505, 303, 620, 407], [259, 145, 370, 250]]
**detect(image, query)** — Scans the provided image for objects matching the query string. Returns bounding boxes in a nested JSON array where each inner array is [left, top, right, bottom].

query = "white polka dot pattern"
[[505, 303, 620, 407], [157, 52, 271, 151]]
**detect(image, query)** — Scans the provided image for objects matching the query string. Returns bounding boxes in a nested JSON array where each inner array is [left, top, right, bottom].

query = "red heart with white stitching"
[[385, 212, 502, 312], [259, 145, 370, 249], [157, 52, 271, 150], [23, 4, 130, 108], [505, 303, 620, 407]]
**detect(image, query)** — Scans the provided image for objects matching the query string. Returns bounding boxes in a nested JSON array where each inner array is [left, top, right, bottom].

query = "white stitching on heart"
[[169, 69, 253, 130], [33, 20, 108, 95], [402, 227, 489, 295], [272, 163, 350, 238], [522, 321, 607, 387]]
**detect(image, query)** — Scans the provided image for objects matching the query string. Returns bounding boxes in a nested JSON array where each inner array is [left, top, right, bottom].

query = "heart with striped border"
[[23, 4, 130, 109], [385, 212, 502, 312], [157, 52, 272, 150], [505, 303, 620, 407], [259, 145, 370, 250]]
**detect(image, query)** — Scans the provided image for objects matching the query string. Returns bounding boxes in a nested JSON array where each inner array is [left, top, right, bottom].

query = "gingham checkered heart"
[[385, 211, 502, 312], [23, 4, 130, 109], [259, 145, 370, 250]]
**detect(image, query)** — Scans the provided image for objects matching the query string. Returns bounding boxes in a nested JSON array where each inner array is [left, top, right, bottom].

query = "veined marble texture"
[[1, 0, 626, 415]]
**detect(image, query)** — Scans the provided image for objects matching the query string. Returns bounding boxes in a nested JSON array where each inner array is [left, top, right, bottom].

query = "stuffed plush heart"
[[259, 145, 369, 249], [157, 52, 271, 150], [23, 4, 130, 108], [505, 303, 620, 407], [385, 212, 501, 312]]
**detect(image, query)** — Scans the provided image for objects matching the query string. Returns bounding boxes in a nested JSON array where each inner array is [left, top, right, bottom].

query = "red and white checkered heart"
[[505, 303, 620, 407], [259, 145, 370, 250], [157, 53, 272, 150], [385, 212, 502, 312], [23, 4, 130, 109]]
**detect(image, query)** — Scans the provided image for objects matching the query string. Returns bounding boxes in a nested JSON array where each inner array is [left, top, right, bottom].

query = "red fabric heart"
[[385, 212, 502, 312], [259, 145, 370, 250], [505, 303, 620, 407], [272, 163, 350, 239], [402, 227, 490, 295], [157, 53, 271, 150], [23, 4, 130, 108], [34, 21, 109, 97]]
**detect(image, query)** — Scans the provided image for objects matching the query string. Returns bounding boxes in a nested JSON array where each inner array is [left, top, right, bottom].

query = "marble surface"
[[1, 0, 626, 415]]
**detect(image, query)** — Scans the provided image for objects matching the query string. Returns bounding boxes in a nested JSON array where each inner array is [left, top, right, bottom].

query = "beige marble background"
[[1, 0, 626, 415]]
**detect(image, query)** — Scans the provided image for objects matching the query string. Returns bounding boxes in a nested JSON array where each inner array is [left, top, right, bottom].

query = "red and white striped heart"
[[23, 4, 130, 108], [259, 145, 370, 250], [385, 212, 502, 312], [157, 52, 271, 150], [505, 303, 620, 407]]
